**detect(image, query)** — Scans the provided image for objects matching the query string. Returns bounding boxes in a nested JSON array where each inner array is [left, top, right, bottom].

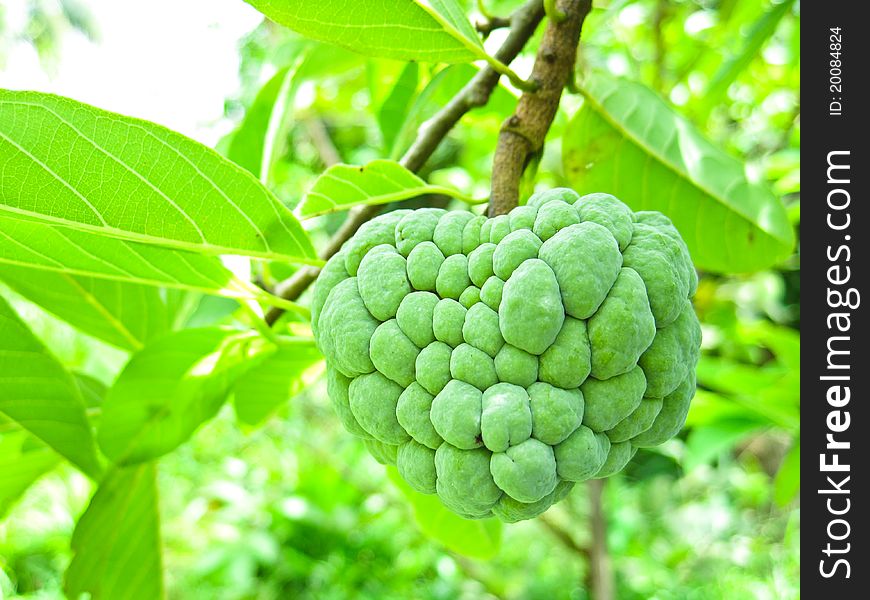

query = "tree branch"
[[488, 0, 592, 216], [265, 0, 545, 326], [476, 15, 511, 37], [586, 479, 614, 600], [304, 118, 342, 168]]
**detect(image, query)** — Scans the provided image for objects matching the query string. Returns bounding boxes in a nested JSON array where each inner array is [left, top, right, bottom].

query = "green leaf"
[[563, 74, 794, 272], [0, 90, 316, 264], [684, 419, 766, 470], [0, 215, 301, 312], [0, 266, 170, 351], [75, 373, 107, 408], [387, 467, 502, 559], [745, 321, 800, 372], [298, 159, 476, 218], [246, 0, 486, 64], [228, 64, 299, 180], [695, 357, 799, 432], [0, 427, 60, 518], [696, 356, 785, 397], [0, 295, 102, 478], [377, 62, 420, 154], [233, 339, 324, 427], [66, 463, 163, 600], [701, 0, 797, 113], [97, 328, 275, 464], [773, 441, 800, 506]]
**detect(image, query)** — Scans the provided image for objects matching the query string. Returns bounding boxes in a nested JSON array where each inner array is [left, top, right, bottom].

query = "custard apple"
[[312, 188, 701, 522]]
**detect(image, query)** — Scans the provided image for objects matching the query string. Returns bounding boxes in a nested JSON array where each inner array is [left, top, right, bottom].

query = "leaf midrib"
[[60, 274, 144, 351], [0, 206, 322, 265]]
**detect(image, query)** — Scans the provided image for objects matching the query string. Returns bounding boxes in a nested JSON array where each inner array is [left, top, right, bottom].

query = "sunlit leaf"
[[0, 215, 301, 313], [233, 338, 324, 426], [0, 90, 316, 263], [387, 467, 502, 559], [0, 427, 60, 518], [297, 159, 477, 218], [0, 295, 102, 478], [74, 373, 107, 409], [0, 266, 170, 351], [563, 74, 794, 272], [66, 463, 163, 600], [246, 0, 487, 64], [98, 328, 275, 464]]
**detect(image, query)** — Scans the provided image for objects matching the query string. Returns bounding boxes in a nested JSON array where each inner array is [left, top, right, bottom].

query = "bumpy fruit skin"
[[313, 189, 701, 521]]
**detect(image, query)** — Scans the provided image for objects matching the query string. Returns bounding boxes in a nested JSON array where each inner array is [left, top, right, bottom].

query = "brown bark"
[[488, 0, 592, 216]]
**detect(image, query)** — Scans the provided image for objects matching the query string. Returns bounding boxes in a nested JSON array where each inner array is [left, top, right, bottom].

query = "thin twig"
[[489, 0, 593, 216], [538, 513, 591, 558], [265, 0, 546, 326], [304, 118, 342, 167], [476, 15, 512, 37], [586, 479, 614, 600]]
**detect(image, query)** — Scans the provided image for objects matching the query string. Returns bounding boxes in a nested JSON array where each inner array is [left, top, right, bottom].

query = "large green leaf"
[[66, 464, 163, 600], [0, 426, 60, 518], [563, 74, 794, 272], [0, 90, 316, 263], [0, 215, 300, 312], [233, 338, 324, 426], [387, 467, 502, 559], [98, 328, 275, 464], [246, 0, 486, 64], [0, 295, 102, 478], [298, 159, 476, 218], [0, 266, 170, 351]]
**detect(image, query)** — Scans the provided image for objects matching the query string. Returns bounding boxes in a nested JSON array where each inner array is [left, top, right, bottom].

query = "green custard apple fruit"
[[312, 188, 701, 522]]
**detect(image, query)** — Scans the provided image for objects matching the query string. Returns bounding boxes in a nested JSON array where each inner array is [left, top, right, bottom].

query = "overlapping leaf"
[[563, 74, 794, 272], [66, 464, 163, 600], [246, 0, 486, 64], [233, 339, 324, 426], [0, 90, 316, 263], [0, 426, 60, 517], [0, 266, 170, 351], [98, 328, 275, 464], [0, 295, 102, 478], [0, 215, 296, 310]]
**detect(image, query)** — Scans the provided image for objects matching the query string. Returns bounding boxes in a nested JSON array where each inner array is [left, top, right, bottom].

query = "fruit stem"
[[488, 0, 593, 216]]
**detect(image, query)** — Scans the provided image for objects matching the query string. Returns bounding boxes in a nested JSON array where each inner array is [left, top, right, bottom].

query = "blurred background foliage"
[[1, 0, 799, 598]]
